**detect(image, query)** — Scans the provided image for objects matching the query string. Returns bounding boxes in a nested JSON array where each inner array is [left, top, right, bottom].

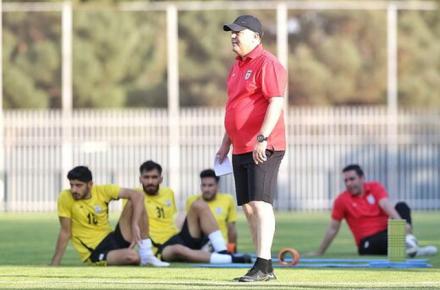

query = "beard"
[[143, 184, 159, 195], [202, 193, 215, 201]]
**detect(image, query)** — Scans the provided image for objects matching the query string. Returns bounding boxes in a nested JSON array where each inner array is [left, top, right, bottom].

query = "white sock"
[[209, 252, 232, 264], [208, 230, 227, 252], [138, 238, 153, 256]]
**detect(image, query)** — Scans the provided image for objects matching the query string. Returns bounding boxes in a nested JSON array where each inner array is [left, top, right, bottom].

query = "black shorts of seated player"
[[156, 219, 208, 255], [232, 149, 285, 206], [88, 224, 131, 263], [358, 202, 412, 255]]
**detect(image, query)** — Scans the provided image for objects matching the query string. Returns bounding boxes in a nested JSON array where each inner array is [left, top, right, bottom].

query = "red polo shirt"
[[225, 44, 287, 155], [332, 181, 389, 246]]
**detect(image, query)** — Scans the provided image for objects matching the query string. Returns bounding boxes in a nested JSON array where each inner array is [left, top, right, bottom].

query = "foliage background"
[[3, 0, 440, 109]]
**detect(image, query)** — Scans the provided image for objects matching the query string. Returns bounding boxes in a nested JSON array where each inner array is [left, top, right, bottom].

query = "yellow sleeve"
[[99, 184, 121, 202], [57, 191, 72, 218], [226, 195, 238, 223]]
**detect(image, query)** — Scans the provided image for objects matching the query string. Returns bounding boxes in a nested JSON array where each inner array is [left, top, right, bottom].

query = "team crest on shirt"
[[244, 69, 253, 80], [94, 205, 102, 213], [367, 194, 376, 205], [216, 207, 222, 214], [165, 199, 172, 207]]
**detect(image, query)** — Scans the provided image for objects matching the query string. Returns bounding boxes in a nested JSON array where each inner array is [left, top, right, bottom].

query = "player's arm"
[[379, 198, 412, 233], [227, 222, 238, 253], [216, 133, 231, 163], [50, 217, 71, 266], [254, 97, 284, 164], [118, 188, 145, 246], [310, 219, 341, 256]]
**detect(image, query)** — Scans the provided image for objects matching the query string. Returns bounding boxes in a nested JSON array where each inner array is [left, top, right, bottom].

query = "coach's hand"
[[216, 145, 230, 163], [253, 141, 267, 164]]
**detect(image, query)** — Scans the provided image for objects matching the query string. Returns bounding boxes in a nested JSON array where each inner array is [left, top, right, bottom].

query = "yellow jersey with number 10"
[[57, 184, 120, 262]]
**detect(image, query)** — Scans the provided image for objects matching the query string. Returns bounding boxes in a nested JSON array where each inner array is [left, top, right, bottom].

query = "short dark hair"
[[67, 166, 93, 183], [200, 169, 220, 183], [342, 164, 365, 177], [139, 160, 162, 175]]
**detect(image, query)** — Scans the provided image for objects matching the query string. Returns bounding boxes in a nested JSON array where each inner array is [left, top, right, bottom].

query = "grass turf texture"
[[0, 212, 439, 289]]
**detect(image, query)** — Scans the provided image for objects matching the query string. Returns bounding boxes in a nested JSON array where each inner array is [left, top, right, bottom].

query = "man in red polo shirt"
[[216, 15, 287, 282], [310, 164, 437, 257]]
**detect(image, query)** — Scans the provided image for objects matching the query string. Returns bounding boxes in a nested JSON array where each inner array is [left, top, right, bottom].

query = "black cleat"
[[237, 266, 272, 282], [267, 271, 277, 280]]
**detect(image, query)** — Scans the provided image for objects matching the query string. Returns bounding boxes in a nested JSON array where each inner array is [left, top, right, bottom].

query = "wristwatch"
[[256, 134, 268, 143]]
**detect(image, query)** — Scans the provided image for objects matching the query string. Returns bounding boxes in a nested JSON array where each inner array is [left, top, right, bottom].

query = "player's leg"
[[396, 202, 438, 256], [395, 202, 412, 231], [118, 199, 148, 242], [161, 244, 211, 262], [88, 231, 139, 266], [160, 238, 249, 263], [186, 199, 227, 252], [106, 248, 140, 265], [119, 200, 169, 266]]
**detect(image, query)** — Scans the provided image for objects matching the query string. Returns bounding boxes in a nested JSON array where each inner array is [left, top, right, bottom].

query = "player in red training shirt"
[[310, 164, 437, 257]]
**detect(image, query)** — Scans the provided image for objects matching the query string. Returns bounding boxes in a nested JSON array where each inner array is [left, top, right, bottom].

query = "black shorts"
[[88, 224, 131, 263], [157, 219, 208, 255], [358, 202, 412, 255], [358, 229, 388, 255], [232, 150, 285, 205]]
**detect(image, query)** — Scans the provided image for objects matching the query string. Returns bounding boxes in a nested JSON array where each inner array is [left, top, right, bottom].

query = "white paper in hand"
[[214, 156, 233, 176]]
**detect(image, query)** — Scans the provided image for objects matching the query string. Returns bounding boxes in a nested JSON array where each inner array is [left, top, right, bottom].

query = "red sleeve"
[[260, 60, 287, 99], [371, 182, 388, 201], [331, 195, 345, 221]]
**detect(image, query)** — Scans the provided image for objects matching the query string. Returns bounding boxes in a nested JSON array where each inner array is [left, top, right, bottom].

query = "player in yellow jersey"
[[50, 166, 169, 267], [137, 160, 251, 264], [186, 169, 238, 253]]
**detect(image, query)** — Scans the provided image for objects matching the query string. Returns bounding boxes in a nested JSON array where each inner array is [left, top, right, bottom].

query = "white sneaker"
[[141, 254, 170, 267], [416, 245, 438, 257], [405, 234, 418, 257]]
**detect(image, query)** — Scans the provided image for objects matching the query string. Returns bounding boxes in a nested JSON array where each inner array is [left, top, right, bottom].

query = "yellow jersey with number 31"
[[57, 184, 120, 262], [135, 186, 178, 245]]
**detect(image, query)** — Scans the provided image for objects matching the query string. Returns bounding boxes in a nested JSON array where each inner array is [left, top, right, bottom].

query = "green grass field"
[[1, 212, 439, 289]]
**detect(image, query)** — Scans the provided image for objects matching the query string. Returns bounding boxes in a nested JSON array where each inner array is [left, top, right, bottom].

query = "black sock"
[[267, 259, 273, 272], [255, 257, 271, 273]]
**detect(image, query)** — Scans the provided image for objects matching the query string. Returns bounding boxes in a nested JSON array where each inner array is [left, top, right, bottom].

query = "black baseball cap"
[[223, 15, 263, 36]]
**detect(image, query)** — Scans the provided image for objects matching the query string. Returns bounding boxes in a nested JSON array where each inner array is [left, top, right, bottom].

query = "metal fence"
[[2, 107, 440, 212]]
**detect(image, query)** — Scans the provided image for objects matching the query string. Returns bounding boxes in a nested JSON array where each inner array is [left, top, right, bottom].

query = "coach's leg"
[[252, 201, 275, 260], [186, 199, 227, 252], [242, 203, 258, 251]]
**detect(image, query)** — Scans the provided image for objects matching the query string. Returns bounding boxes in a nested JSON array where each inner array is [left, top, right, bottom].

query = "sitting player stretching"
[[135, 160, 251, 263], [309, 164, 437, 257], [50, 166, 168, 266]]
